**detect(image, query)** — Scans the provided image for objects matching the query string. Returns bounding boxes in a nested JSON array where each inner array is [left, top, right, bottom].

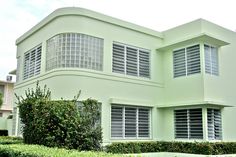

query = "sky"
[[0, 0, 236, 81]]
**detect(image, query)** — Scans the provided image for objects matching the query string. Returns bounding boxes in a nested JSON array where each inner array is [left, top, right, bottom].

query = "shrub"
[[15, 82, 102, 150], [0, 144, 123, 157], [106, 141, 236, 155], [0, 136, 23, 144], [77, 99, 102, 150]]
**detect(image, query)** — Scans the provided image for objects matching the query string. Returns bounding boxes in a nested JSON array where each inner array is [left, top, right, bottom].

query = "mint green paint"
[[13, 7, 236, 143]]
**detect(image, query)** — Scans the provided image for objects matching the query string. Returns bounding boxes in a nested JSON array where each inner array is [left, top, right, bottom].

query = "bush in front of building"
[[15, 82, 102, 151], [0, 136, 23, 145], [106, 141, 236, 155]]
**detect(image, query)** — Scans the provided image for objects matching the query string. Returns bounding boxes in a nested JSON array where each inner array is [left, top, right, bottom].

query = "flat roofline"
[[16, 7, 163, 45], [156, 33, 230, 51], [9, 69, 16, 75], [0, 80, 14, 84], [157, 100, 232, 108]]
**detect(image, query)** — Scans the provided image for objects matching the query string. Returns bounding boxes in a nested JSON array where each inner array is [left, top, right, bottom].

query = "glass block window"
[[207, 108, 222, 140], [23, 45, 42, 80], [112, 42, 150, 78], [204, 45, 219, 75], [173, 44, 200, 78], [46, 33, 104, 71], [111, 105, 150, 139], [174, 108, 203, 139]]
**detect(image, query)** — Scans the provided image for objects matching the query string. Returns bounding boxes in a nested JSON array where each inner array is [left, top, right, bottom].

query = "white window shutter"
[[173, 44, 200, 78], [139, 50, 150, 78], [112, 42, 150, 78], [126, 47, 138, 76], [112, 44, 125, 74], [111, 106, 123, 138], [111, 105, 150, 139], [207, 108, 222, 140], [23, 45, 42, 80], [204, 44, 219, 76], [187, 45, 201, 75], [173, 48, 186, 77], [175, 108, 203, 139]]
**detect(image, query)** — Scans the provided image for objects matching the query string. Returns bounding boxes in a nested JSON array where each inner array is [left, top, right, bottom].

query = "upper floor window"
[[112, 42, 150, 78], [207, 108, 222, 140], [174, 108, 203, 139], [173, 44, 200, 78], [23, 45, 42, 80], [204, 44, 219, 76], [111, 105, 150, 139], [46, 33, 104, 71]]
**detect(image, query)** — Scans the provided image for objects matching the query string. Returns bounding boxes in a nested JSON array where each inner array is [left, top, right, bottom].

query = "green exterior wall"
[[13, 7, 236, 143]]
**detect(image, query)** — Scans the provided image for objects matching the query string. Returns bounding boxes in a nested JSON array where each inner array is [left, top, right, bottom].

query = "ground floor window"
[[174, 107, 222, 140], [174, 108, 203, 139], [207, 108, 222, 140], [111, 105, 150, 139]]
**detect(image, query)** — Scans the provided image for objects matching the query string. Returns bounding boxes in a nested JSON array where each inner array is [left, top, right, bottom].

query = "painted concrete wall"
[[13, 7, 236, 142], [0, 81, 14, 135]]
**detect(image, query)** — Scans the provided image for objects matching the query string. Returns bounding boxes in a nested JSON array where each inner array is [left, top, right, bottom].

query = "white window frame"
[[111, 105, 151, 139], [173, 44, 201, 78], [112, 42, 150, 78]]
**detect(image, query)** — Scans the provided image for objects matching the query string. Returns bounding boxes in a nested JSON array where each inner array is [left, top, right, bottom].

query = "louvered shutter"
[[112, 44, 125, 74], [111, 106, 123, 138], [175, 109, 188, 138], [139, 50, 150, 78], [126, 47, 138, 76], [211, 47, 219, 75], [187, 45, 201, 75], [204, 45, 219, 76], [23, 52, 30, 80], [189, 108, 203, 139], [138, 108, 149, 137], [204, 45, 211, 74], [173, 48, 186, 77], [35, 46, 42, 75], [125, 107, 137, 137], [207, 108, 222, 140], [12, 107, 17, 136], [175, 108, 203, 139], [23, 45, 42, 80]]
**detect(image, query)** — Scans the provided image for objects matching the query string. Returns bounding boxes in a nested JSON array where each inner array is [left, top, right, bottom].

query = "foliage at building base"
[[15, 82, 102, 150], [106, 141, 236, 155]]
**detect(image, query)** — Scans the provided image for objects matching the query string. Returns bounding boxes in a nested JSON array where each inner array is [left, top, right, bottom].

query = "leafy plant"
[[15, 81, 102, 150], [106, 141, 236, 155]]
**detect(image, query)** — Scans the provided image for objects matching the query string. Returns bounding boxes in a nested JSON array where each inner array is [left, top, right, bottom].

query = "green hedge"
[[0, 136, 23, 145], [0, 144, 123, 157], [106, 141, 236, 155]]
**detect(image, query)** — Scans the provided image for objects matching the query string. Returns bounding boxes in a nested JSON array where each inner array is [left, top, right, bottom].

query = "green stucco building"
[[13, 7, 236, 144]]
